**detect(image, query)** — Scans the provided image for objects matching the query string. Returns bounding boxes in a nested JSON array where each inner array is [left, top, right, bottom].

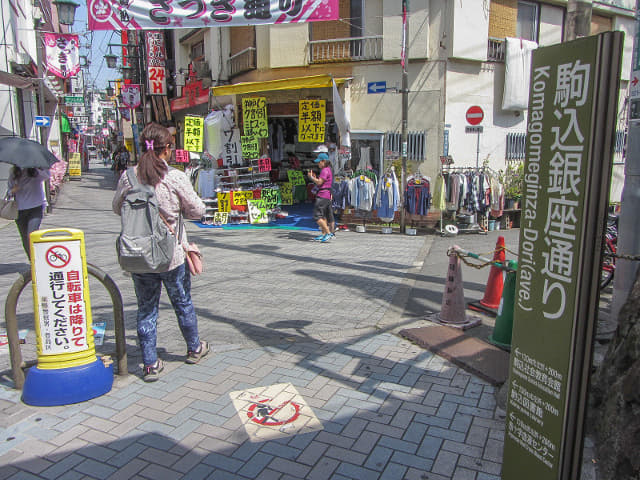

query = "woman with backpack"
[[112, 123, 208, 382]]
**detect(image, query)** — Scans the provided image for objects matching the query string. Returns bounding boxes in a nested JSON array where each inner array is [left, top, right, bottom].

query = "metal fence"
[[385, 131, 426, 161], [228, 47, 256, 77], [488, 37, 506, 62], [506, 132, 526, 160], [310, 36, 383, 64]]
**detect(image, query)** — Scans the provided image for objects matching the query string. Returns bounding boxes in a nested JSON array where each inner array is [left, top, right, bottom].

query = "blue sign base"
[[22, 358, 114, 406]]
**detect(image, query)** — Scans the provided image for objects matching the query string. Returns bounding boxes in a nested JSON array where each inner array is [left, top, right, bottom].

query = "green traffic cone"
[[488, 260, 517, 350]]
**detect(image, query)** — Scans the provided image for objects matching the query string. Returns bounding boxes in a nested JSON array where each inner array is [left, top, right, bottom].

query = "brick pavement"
[[0, 164, 507, 479]]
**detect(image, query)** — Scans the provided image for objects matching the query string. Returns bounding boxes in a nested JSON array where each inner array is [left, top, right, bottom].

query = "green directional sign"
[[64, 96, 84, 105], [502, 32, 623, 480]]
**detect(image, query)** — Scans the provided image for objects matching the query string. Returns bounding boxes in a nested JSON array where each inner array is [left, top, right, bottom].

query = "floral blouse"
[[112, 165, 205, 271]]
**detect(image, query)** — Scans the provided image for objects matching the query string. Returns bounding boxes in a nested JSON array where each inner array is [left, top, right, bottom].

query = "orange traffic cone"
[[480, 236, 506, 309], [433, 249, 481, 330]]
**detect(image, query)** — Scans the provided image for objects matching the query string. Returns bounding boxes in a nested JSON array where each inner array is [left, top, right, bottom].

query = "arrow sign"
[[367, 81, 387, 94], [35, 116, 51, 127], [633, 76, 639, 87]]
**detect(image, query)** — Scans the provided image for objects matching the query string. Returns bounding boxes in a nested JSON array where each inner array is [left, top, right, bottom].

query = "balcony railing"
[[488, 37, 505, 62], [228, 47, 256, 77], [310, 36, 383, 64]]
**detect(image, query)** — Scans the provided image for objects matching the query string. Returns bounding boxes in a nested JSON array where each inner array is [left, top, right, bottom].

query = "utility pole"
[[399, 0, 409, 233], [612, 0, 640, 320], [565, 0, 593, 41]]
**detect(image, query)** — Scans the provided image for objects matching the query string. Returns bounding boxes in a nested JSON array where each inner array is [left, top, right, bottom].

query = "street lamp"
[[52, 0, 79, 26], [105, 47, 118, 69]]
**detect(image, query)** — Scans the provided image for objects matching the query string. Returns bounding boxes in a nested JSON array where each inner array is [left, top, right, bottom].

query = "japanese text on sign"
[[175, 149, 190, 163], [258, 158, 272, 172], [184, 116, 204, 152], [280, 183, 293, 205], [87, 0, 340, 31], [287, 170, 305, 186], [298, 99, 325, 143], [146, 31, 167, 95], [518, 61, 590, 320], [34, 241, 88, 355], [222, 128, 242, 166], [231, 190, 254, 207], [248, 199, 268, 224], [213, 212, 229, 224], [241, 136, 260, 159], [261, 188, 280, 209], [243, 97, 268, 138], [217, 192, 230, 213]]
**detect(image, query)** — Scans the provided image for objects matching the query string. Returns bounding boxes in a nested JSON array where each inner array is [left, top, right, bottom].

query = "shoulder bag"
[[0, 191, 18, 220], [161, 212, 204, 275]]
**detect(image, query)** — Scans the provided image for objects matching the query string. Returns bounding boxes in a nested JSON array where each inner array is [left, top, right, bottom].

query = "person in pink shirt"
[[307, 145, 335, 242]]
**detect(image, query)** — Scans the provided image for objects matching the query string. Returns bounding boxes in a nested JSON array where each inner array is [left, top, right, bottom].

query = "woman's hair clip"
[[145, 139, 154, 151]]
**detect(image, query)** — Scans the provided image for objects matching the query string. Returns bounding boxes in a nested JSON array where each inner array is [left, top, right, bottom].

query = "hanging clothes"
[[404, 176, 432, 216], [432, 174, 447, 211], [349, 174, 376, 211], [375, 169, 400, 222]]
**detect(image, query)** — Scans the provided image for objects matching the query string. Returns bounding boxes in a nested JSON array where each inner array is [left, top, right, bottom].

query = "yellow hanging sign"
[[298, 99, 325, 143], [184, 116, 204, 152], [217, 192, 231, 212], [242, 97, 268, 138]]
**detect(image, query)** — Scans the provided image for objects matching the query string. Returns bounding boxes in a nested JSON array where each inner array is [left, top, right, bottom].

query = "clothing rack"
[[438, 165, 490, 236]]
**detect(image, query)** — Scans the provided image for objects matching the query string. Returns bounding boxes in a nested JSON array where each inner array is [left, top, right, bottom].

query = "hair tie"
[[145, 139, 154, 151]]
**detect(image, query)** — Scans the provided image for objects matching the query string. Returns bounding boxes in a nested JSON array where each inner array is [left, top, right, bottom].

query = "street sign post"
[[367, 81, 387, 94], [501, 32, 623, 480], [35, 116, 51, 127]]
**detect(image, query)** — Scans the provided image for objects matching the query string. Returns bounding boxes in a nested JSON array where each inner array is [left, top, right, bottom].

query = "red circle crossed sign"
[[466, 106, 484, 126]]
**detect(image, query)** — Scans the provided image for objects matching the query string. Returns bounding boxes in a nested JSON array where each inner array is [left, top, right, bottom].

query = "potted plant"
[[501, 162, 523, 210]]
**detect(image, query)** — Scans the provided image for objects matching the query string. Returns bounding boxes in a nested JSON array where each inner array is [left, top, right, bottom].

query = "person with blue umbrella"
[[0, 137, 58, 258]]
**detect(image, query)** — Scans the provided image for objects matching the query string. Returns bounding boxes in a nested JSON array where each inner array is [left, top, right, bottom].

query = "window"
[[516, 1, 539, 42], [190, 40, 204, 62]]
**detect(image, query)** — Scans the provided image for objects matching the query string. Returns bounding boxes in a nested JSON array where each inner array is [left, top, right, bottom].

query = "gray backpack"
[[116, 168, 175, 273]]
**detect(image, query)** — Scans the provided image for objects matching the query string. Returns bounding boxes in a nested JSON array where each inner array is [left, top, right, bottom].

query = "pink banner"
[[121, 84, 141, 108], [44, 33, 80, 79], [88, 0, 339, 31]]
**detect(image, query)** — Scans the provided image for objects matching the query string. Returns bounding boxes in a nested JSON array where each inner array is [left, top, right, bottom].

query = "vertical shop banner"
[[121, 84, 141, 108], [44, 33, 80, 79], [222, 128, 242, 166], [68, 153, 81, 177], [88, 0, 339, 30], [501, 33, 623, 480], [217, 192, 231, 213], [298, 100, 325, 143], [242, 98, 268, 138], [241, 136, 260, 159], [184, 116, 204, 152], [280, 183, 293, 205], [145, 31, 167, 95]]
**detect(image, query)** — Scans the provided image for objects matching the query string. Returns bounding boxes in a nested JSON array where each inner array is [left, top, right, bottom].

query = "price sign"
[[231, 190, 254, 207], [222, 128, 242, 166], [248, 199, 268, 224], [217, 192, 230, 212], [213, 212, 229, 224], [280, 182, 293, 205], [258, 157, 272, 172], [287, 170, 305, 186], [242, 97, 268, 138], [262, 188, 280, 209], [184, 116, 204, 152], [175, 149, 190, 163], [241, 135, 260, 159], [298, 99, 325, 143]]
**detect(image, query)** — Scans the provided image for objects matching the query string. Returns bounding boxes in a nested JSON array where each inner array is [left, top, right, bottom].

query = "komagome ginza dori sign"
[[88, 0, 339, 30]]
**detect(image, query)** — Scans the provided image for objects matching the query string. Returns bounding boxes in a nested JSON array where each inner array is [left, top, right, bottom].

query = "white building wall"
[[267, 23, 308, 68], [614, 15, 636, 81], [382, 0, 429, 61]]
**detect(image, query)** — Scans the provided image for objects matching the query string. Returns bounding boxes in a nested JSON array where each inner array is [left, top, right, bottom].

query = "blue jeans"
[[16, 206, 44, 259], [132, 263, 200, 366]]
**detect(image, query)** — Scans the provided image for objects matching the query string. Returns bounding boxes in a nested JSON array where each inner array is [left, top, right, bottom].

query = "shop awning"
[[0, 70, 35, 89], [211, 74, 350, 96]]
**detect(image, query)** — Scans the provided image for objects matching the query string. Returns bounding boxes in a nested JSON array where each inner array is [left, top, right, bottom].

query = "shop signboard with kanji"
[[242, 97, 268, 138], [88, 0, 339, 30], [222, 128, 242, 166], [280, 183, 293, 205], [248, 199, 268, 224], [184, 116, 204, 152], [145, 31, 167, 95], [241, 136, 260, 159], [502, 33, 623, 480], [298, 100, 325, 143]]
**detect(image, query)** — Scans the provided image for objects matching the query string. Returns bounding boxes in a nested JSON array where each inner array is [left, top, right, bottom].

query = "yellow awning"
[[211, 74, 349, 96]]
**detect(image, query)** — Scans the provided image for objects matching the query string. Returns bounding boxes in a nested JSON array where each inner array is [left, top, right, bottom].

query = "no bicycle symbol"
[[45, 245, 71, 268], [246, 398, 301, 426]]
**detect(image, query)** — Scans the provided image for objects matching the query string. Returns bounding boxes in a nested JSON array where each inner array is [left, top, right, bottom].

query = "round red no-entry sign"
[[466, 106, 484, 125]]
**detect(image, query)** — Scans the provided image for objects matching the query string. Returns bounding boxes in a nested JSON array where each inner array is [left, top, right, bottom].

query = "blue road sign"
[[367, 81, 387, 94], [35, 116, 51, 127]]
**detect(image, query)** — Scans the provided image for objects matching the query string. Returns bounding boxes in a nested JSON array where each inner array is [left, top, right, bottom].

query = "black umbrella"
[[0, 137, 59, 169]]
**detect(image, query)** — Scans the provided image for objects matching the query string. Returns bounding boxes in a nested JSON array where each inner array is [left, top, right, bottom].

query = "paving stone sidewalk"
[[0, 164, 506, 479]]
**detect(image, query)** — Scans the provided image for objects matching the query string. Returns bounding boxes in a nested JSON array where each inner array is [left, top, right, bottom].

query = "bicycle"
[[600, 214, 617, 290]]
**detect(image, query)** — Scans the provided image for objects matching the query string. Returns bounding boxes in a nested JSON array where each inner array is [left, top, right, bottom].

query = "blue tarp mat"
[[193, 203, 317, 231]]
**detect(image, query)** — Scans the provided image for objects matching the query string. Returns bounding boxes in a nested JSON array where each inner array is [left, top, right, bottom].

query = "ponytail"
[[137, 123, 171, 186]]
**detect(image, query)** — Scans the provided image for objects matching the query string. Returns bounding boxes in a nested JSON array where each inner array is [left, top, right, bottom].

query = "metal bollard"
[[4, 263, 128, 390]]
